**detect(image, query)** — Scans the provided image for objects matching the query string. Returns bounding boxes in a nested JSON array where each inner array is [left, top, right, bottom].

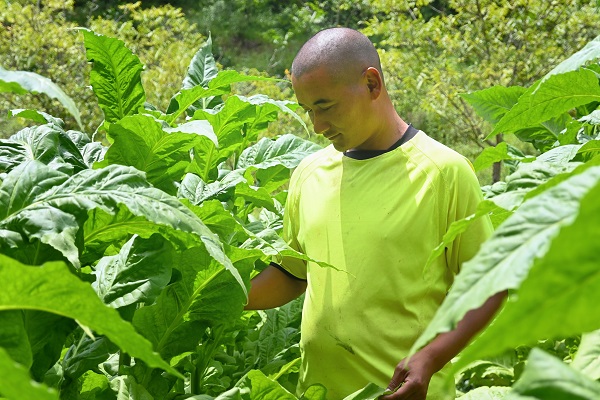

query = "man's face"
[[291, 66, 374, 152]]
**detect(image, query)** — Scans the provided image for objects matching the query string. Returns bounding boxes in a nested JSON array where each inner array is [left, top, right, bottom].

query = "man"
[[246, 27, 504, 400]]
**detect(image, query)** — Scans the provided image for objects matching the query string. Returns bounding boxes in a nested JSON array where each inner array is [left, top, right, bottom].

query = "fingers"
[[381, 380, 426, 400]]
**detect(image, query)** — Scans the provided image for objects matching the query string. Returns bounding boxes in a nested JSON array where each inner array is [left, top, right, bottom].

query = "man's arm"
[[245, 264, 307, 310], [382, 290, 507, 400]]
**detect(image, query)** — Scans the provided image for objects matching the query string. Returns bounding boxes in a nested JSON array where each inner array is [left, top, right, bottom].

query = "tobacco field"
[[1, 29, 600, 400]]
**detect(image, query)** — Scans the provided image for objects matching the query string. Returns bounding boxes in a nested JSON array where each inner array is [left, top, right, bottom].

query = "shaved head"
[[291, 28, 383, 84]]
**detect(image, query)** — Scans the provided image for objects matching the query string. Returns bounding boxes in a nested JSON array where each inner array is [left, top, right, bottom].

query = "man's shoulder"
[[410, 131, 474, 174], [293, 144, 339, 178]]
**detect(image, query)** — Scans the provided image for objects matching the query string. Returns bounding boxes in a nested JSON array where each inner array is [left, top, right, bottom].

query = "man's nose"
[[312, 114, 330, 135]]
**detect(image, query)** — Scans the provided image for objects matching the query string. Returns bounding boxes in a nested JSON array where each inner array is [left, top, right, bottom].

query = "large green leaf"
[[0, 161, 244, 297], [410, 165, 600, 356], [96, 114, 202, 194], [8, 108, 65, 126], [63, 336, 115, 381], [237, 134, 321, 170], [0, 67, 82, 129], [166, 71, 275, 124], [238, 370, 297, 400], [92, 234, 174, 309], [472, 142, 534, 172], [81, 29, 146, 123], [456, 386, 511, 400], [490, 68, 600, 137], [504, 349, 600, 400], [453, 174, 600, 368], [82, 206, 200, 264], [179, 33, 220, 113], [543, 34, 600, 81], [236, 94, 308, 134], [342, 383, 390, 400], [460, 85, 526, 125], [0, 123, 88, 174], [182, 34, 218, 90], [0, 311, 32, 368], [0, 346, 58, 400], [572, 329, 600, 380], [0, 254, 180, 378], [256, 297, 303, 373], [25, 311, 76, 381], [132, 246, 255, 360]]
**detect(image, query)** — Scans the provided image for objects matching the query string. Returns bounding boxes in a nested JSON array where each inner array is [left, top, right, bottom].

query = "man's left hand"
[[380, 355, 433, 400]]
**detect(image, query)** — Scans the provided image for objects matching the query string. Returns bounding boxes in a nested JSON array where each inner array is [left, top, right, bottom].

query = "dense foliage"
[[0, 30, 324, 400], [2, 6, 600, 400]]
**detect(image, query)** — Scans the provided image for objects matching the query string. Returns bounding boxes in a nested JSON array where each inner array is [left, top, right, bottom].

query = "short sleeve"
[[273, 166, 309, 280], [444, 158, 494, 274]]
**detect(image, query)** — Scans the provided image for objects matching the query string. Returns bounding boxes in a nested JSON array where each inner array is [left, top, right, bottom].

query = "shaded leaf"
[[0, 346, 58, 400], [92, 234, 174, 309], [504, 349, 600, 400], [572, 329, 600, 380], [132, 246, 255, 360], [0, 254, 180, 378]]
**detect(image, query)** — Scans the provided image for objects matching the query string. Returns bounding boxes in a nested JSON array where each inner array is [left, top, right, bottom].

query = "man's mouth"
[[324, 133, 340, 140]]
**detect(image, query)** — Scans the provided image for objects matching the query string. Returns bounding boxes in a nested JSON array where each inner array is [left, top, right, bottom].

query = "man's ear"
[[364, 67, 383, 99]]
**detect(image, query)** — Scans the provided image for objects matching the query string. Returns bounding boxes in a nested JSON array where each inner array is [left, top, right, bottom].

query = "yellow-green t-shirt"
[[277, 131, 493, 399]]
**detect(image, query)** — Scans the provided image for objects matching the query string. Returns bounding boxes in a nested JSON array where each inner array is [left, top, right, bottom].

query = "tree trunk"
[[492, 133, 504, 183]]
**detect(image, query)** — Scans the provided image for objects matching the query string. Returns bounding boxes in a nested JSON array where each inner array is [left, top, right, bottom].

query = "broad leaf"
[[0, 123, 88, 174], [543, 34, 600, 81], [460, 85, 526, 125], [81, 29, 145, 123], [411, 165, 600, 356], [504, 349, 600, 400], [342, 383, 390, 400], [0, 346, 58, 400], [490, 69, 600, 137], [96, 114, 201, 194], [25, 311, 76, 381], [0, 310, 32, 368], [257, 297, 303, 373], [237, 94, 308, 134], [166, 71, 275, 124], [453, 174, 600, 368], [0, 67, 82, 129], [182, 34, 218, 89], [572, 329, 600, 380], [82, 206, 200, 265], [132, 246, 255, 360], [92, 234, 174, 308], [238, 369, 297, 400], [237, 134, 321, 171], [578, 140, 600, 162], [8, 108, 64, 126], [0, 162, 244, 297], [472, 142, 534, 171], [179, 33, 220, 113], [458, 386, 511, 400], [63, 336, 115, 380], [0, 255, 180, 378]]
